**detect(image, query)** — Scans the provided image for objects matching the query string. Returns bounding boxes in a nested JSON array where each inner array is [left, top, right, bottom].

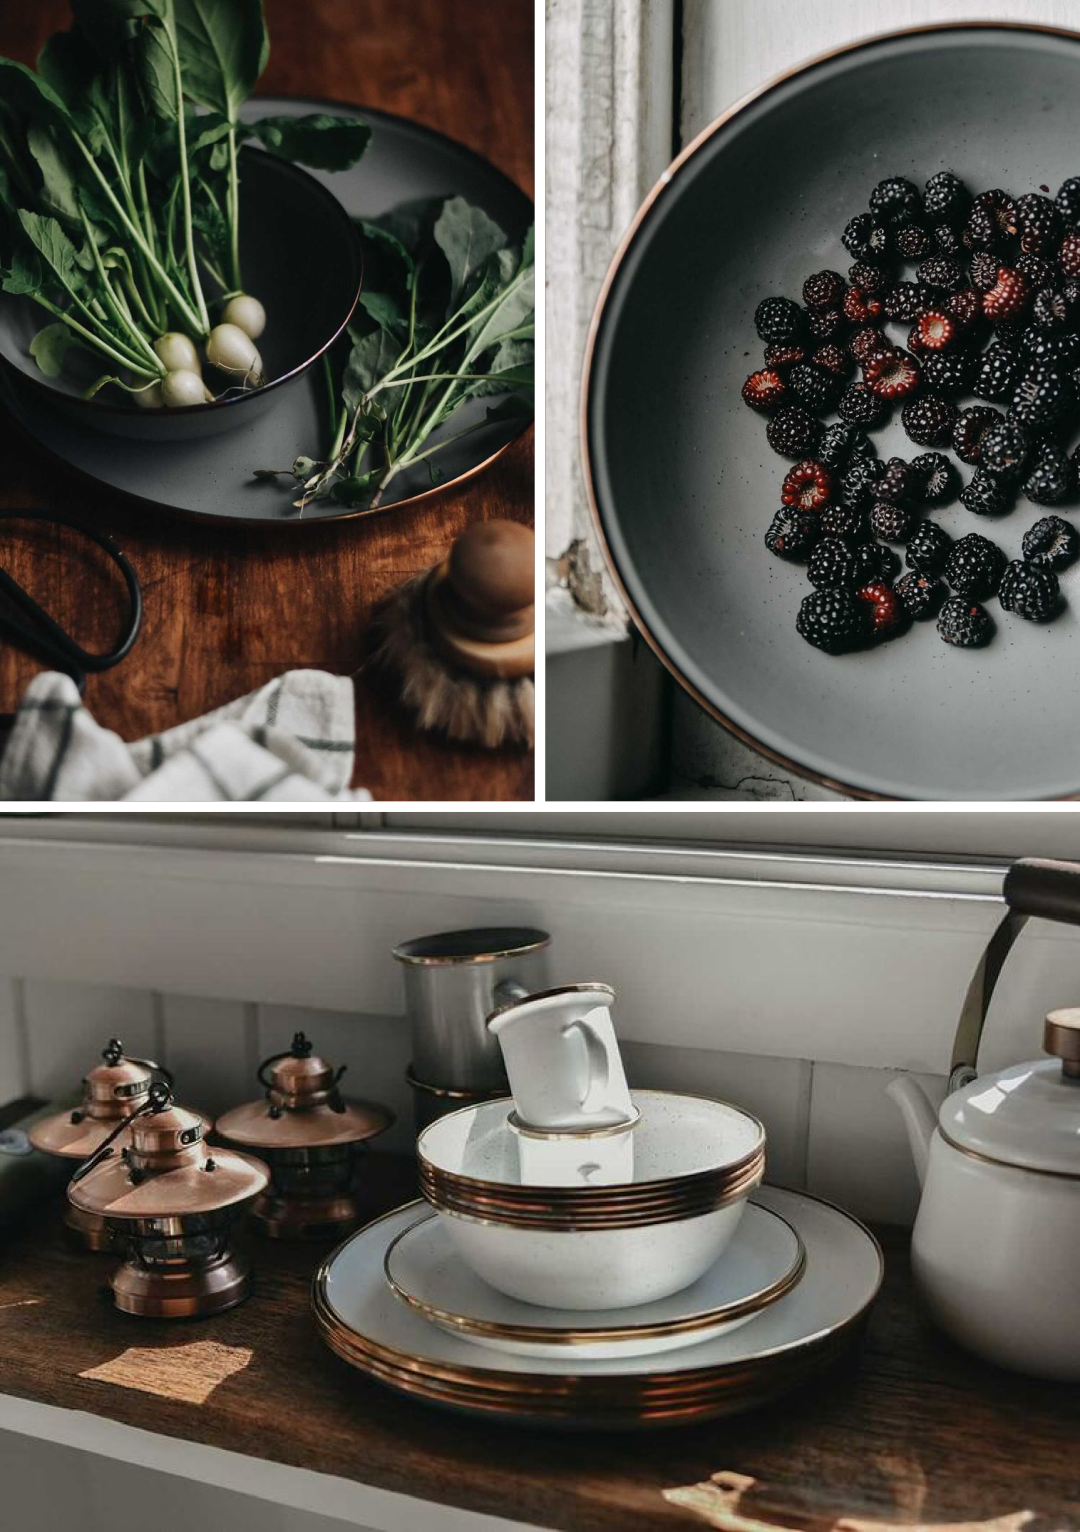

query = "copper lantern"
[[215, 1032, 393, 1240], [28, 1038, 192, 1251], [68, 1084, 268, 1318]]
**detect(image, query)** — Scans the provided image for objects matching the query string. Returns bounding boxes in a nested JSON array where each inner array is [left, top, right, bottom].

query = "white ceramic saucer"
[[384, 1200, 804, 1360], [313, 1186, 884, 1427]]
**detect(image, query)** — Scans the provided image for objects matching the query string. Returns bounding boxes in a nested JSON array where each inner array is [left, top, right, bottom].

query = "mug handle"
[[563, 1016, 610, 1113]]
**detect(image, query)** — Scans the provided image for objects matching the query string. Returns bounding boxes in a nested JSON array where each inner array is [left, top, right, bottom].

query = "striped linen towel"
[[0, 670, 369, 802]]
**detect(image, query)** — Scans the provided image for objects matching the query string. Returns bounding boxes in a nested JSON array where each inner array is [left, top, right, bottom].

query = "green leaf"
[[459, 337, 534, 400], [433, 196, 507, 308], [26, 123, 82, 223], [464, 250, 535, 359], [1, 247, 45, 298], [133, 17, 180, 120], [190, 178, 229, 267], [358, 218, 414, 282], [357, 290, 406, 338], [329, 469, 380, 506], [243, 114, 371, 172], [16, 210, 85, 297], [70, 0, 172, 61], [174, 0, 267, 125], [0, 58, 72, 125], [30, 320, 77, 376]]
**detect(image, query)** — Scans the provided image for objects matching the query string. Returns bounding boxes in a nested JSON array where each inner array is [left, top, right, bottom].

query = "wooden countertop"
[[1, 1157, 1078, 1532], [0, 0, 534, 802]]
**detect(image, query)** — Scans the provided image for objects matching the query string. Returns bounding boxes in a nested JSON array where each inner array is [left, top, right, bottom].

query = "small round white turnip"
[[133, 381, 164, 409], [161, 368, 212, 408], [221, 293, 266, 341], [153, 332, 201, 374], [206, 322, 264, 388]]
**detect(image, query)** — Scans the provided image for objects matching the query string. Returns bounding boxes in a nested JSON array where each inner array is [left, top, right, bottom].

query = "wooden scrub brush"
[[373, 519, 534, 749]]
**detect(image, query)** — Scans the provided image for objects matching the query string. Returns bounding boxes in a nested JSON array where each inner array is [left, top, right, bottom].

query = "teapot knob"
[[1044, 1009, 1080, 1081]]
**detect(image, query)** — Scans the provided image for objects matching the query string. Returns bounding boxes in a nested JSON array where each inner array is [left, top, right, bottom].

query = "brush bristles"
[[374, 575, 534, 750]]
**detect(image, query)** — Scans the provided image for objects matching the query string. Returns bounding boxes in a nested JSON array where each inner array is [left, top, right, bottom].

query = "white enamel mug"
[[486, 983, 635, 1130]]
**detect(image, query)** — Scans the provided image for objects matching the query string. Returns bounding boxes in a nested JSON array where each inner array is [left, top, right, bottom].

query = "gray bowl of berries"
[[585, 22, 1080, 799]]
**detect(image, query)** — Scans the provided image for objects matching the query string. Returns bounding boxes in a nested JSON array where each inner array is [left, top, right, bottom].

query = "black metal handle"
[[1004, 858, 1080, 925], [69, 1081, 171, 1183], [102, 1038, 173, 1092]]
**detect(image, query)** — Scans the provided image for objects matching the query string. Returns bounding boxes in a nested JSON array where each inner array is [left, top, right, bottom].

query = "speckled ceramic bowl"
[[585, 23, 1080, 800]]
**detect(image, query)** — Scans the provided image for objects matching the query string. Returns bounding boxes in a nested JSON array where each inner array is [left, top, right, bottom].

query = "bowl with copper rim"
[[0, 148, 361, 444], [585, 23, 1080, 801]]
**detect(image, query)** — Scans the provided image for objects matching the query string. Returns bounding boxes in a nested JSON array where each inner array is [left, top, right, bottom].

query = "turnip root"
[[161, 368, 212, 407], [206, 322, 264, 388], [153, 332, 201, 374], [133, 381, 164, 409], [222, 294, 266, 341]]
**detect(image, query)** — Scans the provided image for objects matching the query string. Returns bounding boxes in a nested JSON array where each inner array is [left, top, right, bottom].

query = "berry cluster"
[[743, 172, 1080, 653]]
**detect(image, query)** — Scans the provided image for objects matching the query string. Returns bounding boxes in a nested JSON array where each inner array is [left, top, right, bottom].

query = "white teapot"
[[889, 857, 1080, 1381]]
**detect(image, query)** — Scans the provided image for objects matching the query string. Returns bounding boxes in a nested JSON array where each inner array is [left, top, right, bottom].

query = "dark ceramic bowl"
[[0, 148, 361, 443], [585, 24, 1080, 801]]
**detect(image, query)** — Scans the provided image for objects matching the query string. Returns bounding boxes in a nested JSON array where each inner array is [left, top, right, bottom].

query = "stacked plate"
[[312, 1093, 884, 1427]]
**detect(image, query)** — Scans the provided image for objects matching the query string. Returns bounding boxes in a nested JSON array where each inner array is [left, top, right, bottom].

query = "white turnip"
[[222, 294, 266, 341], [161, 368, 212, 407], [206, 322, 264, 388], [133, 381, 164, 409], [153, 332, 201, 374]]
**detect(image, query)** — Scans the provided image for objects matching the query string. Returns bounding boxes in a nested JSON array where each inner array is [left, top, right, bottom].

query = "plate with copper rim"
[[0, 97, 532, 527], [383, 1200, 804, 1360], [312, 1186, 883, 1427]]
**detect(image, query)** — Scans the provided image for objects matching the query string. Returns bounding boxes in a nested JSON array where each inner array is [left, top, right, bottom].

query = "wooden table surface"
[[1, 1157, 1078, 1532], [0, 0, 534, 803]]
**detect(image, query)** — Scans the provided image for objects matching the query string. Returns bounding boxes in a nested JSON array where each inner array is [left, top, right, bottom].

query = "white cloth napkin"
[[0, 670, 369, 802]]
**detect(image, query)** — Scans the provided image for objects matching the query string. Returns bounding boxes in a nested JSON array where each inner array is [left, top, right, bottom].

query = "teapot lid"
[[940, 1010, 1080, 1175]]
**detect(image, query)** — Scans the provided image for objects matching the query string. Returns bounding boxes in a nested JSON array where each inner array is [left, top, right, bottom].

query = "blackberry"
[[970, 251, 1001, 291], [946, 287, 984, 333], [999, 559, 1061, 621], [741, 368, 786, 413], [912, 310, 956, 352], [869, 501, 915, 543], [870, 176, 921, 225], [1055, 176, 1080, 226], [975, 342, 1021, 401], [802, 270, 846, 310], [781, 459, 834, 511], [1061, 232, 1080, 277], [924, 171, 970, 227], [933, 224, 963, 259], [895, 223, 933, 261], [911, 452, 957, 504], [906, 519, 952, 575], [766, 406, 822, 459], [806, 308, 848, 343], [1023, 515, 1079, 568], [764, 343, 805, 370], [765, 507, 819, 561], [917, 255, 963, 291], [901, 393, 957, 447], [817, 423, 874, 472], [811, 343, 851, 378], [849, 326, 890, 365], [1016, 253, 1058, 291], [1009, 363, 1073, 428], [788, 362, 840, 412], [838, 381, 887, 427], [919, 347, 976, 395], [945, 532, 1006, 597], [842, 212, 876, 261], [1013, 192, 1062, 255], [755, 297, 805, 345], [896, 570, 945, 620], [1032, 288, 1071, 331], [938, 596, 994, 647], [884, 281, 931, 322], [959, 468, 1013, 518], [852, 542, 901, 585], [1020, 328, 1080, 369], [966, 190, 1017, 251], [983, 267, 1030, 321], [979, 419, 1032, 480], [840, 455, 882, 509], [848, 261, 891, 296], [843, 287, 884, 325], [953, 405, 1004, 465], [819, 503, 866, 542], [796, 587, 870, 654], [864, 347, 921, 400], [856, 580, 905, 637], [807, 538, 856, 589], [874, 456, 916, 505], [1022, 440, 1073, 505]]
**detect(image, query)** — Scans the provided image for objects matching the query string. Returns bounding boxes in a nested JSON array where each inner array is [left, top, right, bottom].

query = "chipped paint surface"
[[79, 1340, 253, 1407]]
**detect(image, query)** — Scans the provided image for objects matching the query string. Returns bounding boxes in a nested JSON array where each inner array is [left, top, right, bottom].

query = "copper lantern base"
[[111, 1248, 251, 1319], [64, 1203, 113, 1252], [252, 1186, 364, 1241]]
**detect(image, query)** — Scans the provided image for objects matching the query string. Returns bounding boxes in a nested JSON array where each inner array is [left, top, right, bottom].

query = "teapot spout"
[[886, 1075, 936, 1188]]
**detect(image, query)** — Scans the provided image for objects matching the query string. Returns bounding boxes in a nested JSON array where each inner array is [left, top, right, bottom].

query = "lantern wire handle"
[[257, 1032, 347, 1098], [70, 1081, 173, 1183], [101, 1036, 174, 1090]]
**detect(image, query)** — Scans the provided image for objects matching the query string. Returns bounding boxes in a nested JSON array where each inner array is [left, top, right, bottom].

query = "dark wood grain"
[[1, 1157, 1077, 1531], [0, 0, 534, 802]]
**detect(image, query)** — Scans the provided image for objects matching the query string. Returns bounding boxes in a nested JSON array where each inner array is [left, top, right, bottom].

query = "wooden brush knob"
[[426, 520, 534, 680]]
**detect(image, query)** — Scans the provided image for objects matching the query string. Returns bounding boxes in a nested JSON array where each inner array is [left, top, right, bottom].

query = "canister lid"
[[215, 1032, 393, 1149]]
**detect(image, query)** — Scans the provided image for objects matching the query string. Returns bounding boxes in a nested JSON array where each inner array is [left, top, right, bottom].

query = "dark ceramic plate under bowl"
[[586, 24, 1080, 801], [0, 97, 532, 521], [0, 148, 361, 443]]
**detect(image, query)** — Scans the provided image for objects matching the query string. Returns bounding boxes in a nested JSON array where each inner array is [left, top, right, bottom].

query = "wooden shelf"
[[1, 1157, 1078, 1531]]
